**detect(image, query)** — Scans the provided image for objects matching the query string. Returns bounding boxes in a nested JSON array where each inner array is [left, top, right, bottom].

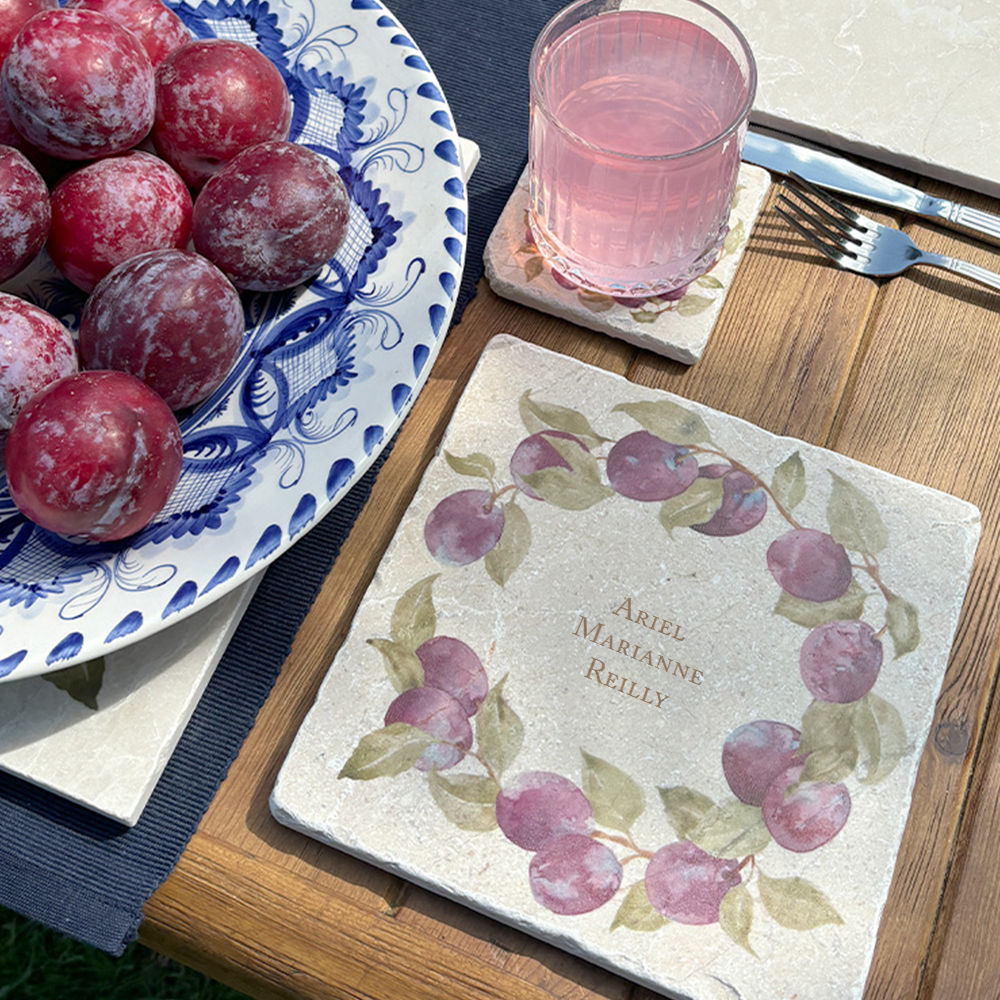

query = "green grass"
[[0, 907, 251, 1000]]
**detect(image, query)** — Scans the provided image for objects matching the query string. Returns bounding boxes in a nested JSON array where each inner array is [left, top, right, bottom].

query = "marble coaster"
[[272, 335, 980, 1000], [0, 579, 258, 826], [484, 164, 769, 365]]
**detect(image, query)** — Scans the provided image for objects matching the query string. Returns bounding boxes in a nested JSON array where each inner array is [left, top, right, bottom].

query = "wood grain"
[[142, 179, 1000, 1000]]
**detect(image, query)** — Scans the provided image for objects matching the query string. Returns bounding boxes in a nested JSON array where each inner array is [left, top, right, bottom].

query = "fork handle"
[[923, 252, 1000, 292]]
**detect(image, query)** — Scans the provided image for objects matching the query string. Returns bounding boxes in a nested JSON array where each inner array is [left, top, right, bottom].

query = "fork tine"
[[775, 192, 864, 260], [774, 204, 853, 263], [786, 172, 874, 234], [778, 181, 868, 243]]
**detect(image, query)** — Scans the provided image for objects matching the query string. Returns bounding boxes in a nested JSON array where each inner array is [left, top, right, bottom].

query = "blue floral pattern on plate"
[[0, 0, 468, 681]]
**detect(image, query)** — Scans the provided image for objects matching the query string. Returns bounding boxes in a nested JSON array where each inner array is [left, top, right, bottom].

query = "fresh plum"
[[0, 0, 58, 64], [65, 0, 190, 67], [0, 292, 77, 430], [152, 39, 292, 189], [5, 369, 183, 540], [79, 249, 243, 410], [192, 140, 350, 291], [47, 150, 192, 292], [0, 143, 49, 282], [1, 8, 155, 160]]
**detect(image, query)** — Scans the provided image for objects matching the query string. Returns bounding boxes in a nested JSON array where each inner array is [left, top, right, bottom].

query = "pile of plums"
[[0, 0, 350, 541]]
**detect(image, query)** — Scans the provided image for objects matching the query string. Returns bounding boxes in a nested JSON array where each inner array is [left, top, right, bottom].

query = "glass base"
[[528, 217, 727, 300]]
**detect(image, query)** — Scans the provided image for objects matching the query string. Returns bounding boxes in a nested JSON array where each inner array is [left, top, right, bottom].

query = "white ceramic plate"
[[0, 0, 468, 682]]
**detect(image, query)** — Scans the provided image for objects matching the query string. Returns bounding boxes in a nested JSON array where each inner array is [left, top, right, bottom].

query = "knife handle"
[[944, 203, 1000, 243]]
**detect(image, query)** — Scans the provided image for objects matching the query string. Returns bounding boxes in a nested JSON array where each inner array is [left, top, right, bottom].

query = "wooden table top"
[[140, 171, 1000, 1000]]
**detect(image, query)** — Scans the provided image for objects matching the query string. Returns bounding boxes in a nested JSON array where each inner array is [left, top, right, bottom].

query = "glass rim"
[[528, 0, 758, 163]]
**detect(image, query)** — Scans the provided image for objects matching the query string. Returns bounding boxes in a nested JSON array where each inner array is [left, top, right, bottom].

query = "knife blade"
[[743, 129, 1000, 244]]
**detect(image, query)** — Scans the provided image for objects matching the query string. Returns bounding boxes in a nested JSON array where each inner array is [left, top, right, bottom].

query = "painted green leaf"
[[658, 478, 724, 536], [524, 255, 544, 282], [719, 884, 756, 956], [676, 294, 715, 317], [389, 573, 438, 649], [696, 275, 725, 289], [581, 750, 645, 832], [338, 723, 436, 780], [798, 700, 859, 783], [521, 435, 614, 510], [723, 218, 746, 254], [658, 786, 715, 839], [518, 391, 611, 446], [485, 499, 531, 588], [773, 579, 868, 629], [855, 693, 908, 785], [368, 638, 425, 693], [444, 450, 496, 483], [827, 471, 889, 555], [631, 309, 660, 324], [688, 800, 771, 857], [476, 675, 524, 777], [427, 771, 500, 832], [758, 872, 844, 930], [518, 391, 547, 435], [611, 399, 713, 446], [43, 657, 105, 711], [610, 881, 666, 932], [578, 290, 615, 313], [771, 451, 806, 512], [885, 592, 920, 658]]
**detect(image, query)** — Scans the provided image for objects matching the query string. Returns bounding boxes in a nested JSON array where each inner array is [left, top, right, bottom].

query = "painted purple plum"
[[383, 686, 472, 772], [528, 834, 623, 915], [644, 841, 742, 925], [767, 528, 853, 603], [800, 620, 883, 703], [415, 635, 489, 717], [495, 770, 594, 851], [761, 762, 851, 852], [424, 488, 505, 566], [510, 429, 589, 500], [606, 430, 698, 502], [690, 464, 767, 537], [722, 720, 803, 807]]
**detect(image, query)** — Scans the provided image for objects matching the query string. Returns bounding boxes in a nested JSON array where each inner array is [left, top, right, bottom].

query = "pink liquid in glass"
[[529, 6, 755, 296]]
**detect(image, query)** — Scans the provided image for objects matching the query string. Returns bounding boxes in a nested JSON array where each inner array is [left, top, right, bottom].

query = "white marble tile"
[[709, 0, 1000, 196], [0, 579, 258, 826], [484, 165, 769, 365], [272, 335, 980, 1000]]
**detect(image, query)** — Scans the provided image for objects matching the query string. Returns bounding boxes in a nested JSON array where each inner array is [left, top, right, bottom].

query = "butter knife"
[[743, 129, 1000, 243]]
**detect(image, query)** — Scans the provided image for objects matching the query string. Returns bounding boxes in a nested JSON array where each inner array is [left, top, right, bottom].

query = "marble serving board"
[[272, 335, 980, 1000], [703, 0, 1000, 197]]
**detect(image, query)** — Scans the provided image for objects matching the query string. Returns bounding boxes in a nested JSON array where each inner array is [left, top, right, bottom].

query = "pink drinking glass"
[[528, 0, 757, 298]]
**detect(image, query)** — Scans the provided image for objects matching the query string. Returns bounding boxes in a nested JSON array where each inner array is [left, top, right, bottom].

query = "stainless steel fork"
[[775, 174, 1000, 292]]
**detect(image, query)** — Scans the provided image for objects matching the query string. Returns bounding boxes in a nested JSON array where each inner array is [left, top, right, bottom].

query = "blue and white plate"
[[0, 0, 469, 682]]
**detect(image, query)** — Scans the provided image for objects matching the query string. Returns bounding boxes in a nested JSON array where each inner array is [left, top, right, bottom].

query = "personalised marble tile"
[[272, 335, 980, 1000], [484, 165, 769, 365], [0, 579, 258, 826]]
